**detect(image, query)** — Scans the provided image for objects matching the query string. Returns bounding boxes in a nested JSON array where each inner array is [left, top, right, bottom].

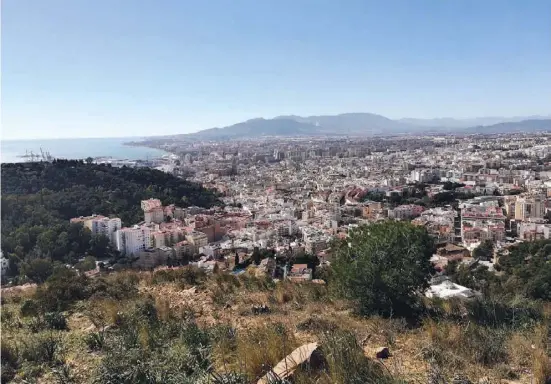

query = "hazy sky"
[[2, 0, 551, 140]]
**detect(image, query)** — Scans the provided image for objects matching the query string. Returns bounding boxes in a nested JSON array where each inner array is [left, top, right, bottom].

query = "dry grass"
[[2, 271, 548, 384], [211, 322, 299, 381]]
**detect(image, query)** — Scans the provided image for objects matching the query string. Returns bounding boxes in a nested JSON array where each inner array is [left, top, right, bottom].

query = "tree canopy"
[[472, 240, 494, 261], [331, 221, 435, 317], [497, 240, 551, 301]]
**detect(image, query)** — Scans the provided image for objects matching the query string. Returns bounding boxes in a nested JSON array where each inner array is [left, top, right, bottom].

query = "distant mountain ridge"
[[398, 115, 551, 128], [174, 113, 551, 140], [462, 119, 551, 134]]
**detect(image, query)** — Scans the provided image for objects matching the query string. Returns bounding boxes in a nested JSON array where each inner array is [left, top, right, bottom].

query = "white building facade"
[[115, 226, 153, 255]]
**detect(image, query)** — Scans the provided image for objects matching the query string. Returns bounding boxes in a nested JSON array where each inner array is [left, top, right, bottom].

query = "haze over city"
[[2, 0, 551, 140]]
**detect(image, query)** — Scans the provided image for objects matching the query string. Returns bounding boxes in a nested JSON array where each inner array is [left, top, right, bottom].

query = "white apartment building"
[[115, 225, 153, 255], [70, 215, 122, 244]]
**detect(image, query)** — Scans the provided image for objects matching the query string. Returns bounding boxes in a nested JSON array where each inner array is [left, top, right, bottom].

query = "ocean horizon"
[[1, 137, 168, 163]]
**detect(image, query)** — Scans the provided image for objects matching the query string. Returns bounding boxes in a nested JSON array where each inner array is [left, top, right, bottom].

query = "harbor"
[[16, 148, 54, 162]]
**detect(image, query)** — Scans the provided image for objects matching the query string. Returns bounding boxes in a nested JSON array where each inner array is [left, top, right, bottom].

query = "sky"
[[2, 0, 551, 140]]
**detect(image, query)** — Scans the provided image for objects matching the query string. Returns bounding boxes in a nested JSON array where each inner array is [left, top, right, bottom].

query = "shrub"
[[20, 299, 40, 317], [44, 311, 68, 330], [95, 318, 214, 384], [466, 296, 543, 329], [463, 325, 508, 366], [84, 332, 105, 351], [75, 255, 97, 272], [424, 321, 508, 368], [331, 221, 434, 317], [21, 333, 61, 364], [21, 258, 54, 283], [1, 340, 20, 383], [34, 267, 89, 311]]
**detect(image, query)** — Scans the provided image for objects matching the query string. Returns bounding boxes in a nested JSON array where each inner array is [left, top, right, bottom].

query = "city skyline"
[[3, 0, 551, 140]]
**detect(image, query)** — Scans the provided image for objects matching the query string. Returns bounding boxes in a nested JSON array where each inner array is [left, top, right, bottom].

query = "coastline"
[[1, 137, 170, 163]]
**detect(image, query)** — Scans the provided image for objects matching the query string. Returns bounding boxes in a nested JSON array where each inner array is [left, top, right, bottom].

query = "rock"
[[375, 346, 390, 359], [185, 286, 197, 294], [252, 304, 270, 315]]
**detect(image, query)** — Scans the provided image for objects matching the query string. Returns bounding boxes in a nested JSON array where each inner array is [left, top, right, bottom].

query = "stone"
[[375, 346, 390, 359]]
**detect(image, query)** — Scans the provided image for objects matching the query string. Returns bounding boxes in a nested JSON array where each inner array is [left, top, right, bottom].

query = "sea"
[[1, 137, 168, 163]]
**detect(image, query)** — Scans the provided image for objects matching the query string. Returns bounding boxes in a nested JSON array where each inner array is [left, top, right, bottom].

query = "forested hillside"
[[1, 160, 221, 280]]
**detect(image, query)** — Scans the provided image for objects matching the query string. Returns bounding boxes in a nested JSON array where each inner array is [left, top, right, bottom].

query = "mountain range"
[[174, 113, 551, 140]]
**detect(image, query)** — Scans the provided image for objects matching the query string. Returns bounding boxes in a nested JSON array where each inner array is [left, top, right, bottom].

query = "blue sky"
[[2, 0, 551, 139]]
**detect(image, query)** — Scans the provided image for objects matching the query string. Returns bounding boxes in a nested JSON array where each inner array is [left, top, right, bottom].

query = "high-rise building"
[[514, 195, 545, 222]]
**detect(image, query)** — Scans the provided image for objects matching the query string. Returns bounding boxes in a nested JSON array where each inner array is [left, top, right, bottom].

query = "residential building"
[[287, 263, 313, 282], [388, 204, 425, 220], [185, 231, 209, 250], [142, 198, 165, 224], [70, 215, 122, 244], [514, 195, 546, 221], [461, 205, 506, 245], [115, 225, 153, 255]]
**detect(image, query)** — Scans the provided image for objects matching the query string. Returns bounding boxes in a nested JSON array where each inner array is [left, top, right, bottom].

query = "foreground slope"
[[1, 267, 549, 383]]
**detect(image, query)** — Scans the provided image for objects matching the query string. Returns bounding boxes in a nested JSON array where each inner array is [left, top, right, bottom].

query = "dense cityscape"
[[25, 132, 548, 294]]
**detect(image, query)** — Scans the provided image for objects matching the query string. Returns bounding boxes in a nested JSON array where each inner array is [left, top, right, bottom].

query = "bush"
[[331, 221, 434, 317], [20, 299, 40, 317], [34, 266, 89, 311], [424, 321, 509, 368], [21, 258, 54, 283], [466, 296, 543, 329], [87, 273, 139, 301], [84, 332, 105, 351], [44, 311, 68, 330], [75, 255, 97, 272], [1, 340, 19, 383], [464, 325, 509, 366], [21, 333, 60, 364], [95, 318, 214, 384]]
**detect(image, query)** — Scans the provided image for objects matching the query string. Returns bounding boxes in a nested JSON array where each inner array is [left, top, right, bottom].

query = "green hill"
[[1, 160, 221, 280]]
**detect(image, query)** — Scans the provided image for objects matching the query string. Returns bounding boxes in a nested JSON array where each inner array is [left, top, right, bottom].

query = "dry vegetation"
[[2, 267, 550, 383]]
